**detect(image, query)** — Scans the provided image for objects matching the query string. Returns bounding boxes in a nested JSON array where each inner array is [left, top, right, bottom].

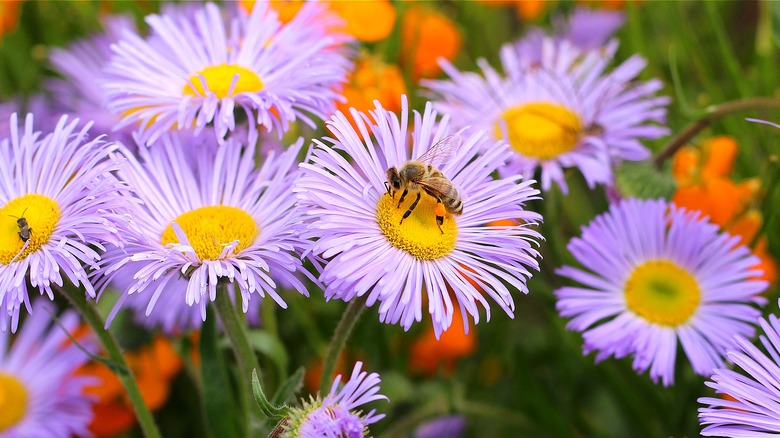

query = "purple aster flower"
[[424, 39, 670, 193], [296, 96, 542, 337], [103, 2, 352, 146], [515, 7, 624, 68], [96, 131, 310, 325], [46, 15, 137, 147], [0, 113, 127, 332], [0, 301, 96, 437], [284, 361, 387, 438], [414, 415, 467, 438], [555, 198, 768, 386], [699, 313, 780, 436], [554, 7, 625, 51]]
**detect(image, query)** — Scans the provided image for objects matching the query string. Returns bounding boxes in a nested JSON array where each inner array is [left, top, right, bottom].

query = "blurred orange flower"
[[329, 1, 396, 42], [0, 0, 23, 42], [337, 53, 406, 128], [672, 136, 777, 286], [410, 306, 476, 376], [400, 6, 462, 81], [575, 0, 643, 10], [245, 0, 396, 42], [475, 0, 552, 21], [79, 336, 183, 438]]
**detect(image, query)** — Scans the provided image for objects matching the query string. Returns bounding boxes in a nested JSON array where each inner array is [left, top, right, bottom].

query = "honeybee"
[[385, 136, 463, 234], [9, 208, 31, 242]]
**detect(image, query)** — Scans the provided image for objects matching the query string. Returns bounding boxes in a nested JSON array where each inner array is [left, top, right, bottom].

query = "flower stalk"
[[57, 285, 162, 438], [319, 295, 368, 392]]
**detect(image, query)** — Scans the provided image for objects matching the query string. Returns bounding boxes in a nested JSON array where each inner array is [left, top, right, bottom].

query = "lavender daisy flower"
[[296, 96, 542, 337], [699, 313, 780, 436], [0, 301, 96, 437], [0, 113, 126, 332], [97, 131, 310, 325], [555, 198, 768, 386], [103, 2, 352, 146], [424, 39, 669, 193], [46, 15, 137, 146], [515, 7, 624, 67], [283, 361, 387, 438]]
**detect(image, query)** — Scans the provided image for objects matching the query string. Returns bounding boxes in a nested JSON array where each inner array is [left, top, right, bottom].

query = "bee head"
[[386, 167, 402, 190]]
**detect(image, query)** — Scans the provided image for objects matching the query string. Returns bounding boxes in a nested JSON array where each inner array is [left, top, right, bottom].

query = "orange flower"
[[303, 354, 347, 395], [672, 136, 777, 287], [337, 53, 407, 129], [400, 6, 462, 81], [329, 1, 396, 42], [250, 0, 396, 42], [79, 336, 183, 438], [409, 306, 477, 376], [474, 0, 552, 21], [575, 0, 643, 10], [0, 0, 23, 42]]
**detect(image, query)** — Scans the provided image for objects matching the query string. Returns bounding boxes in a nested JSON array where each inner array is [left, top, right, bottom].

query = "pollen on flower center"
[[182, 64, 264, 98], [160, 205, 259, 261], [376, 193, 457, 261], [0, 194, 60, 264], [624, 260, 701, 327], [0, 373, 28, 431], [496, 102, 583, 160]]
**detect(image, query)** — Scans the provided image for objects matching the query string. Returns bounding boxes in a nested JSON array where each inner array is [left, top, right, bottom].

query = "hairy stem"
[[319, 295, 368, 392], [653, 97, 780, 168], [57, 286, 162, 438]]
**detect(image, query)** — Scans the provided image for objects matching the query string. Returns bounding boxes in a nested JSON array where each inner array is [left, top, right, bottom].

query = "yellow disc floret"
[[0, 194, 60, 264], [624, 260, 701, 327], [0, 373, 28, 432], [161, 205, 259, 261], [183, 64, 264, 98], [377, 193, 457, 261], [496, 102, 583, 160]]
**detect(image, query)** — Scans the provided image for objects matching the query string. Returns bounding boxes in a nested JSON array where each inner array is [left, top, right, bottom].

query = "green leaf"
[[252, 369, 290, 419], [615, 161, 678, 200], [272, 367, 305, 407], [200, 308, 243, 438], [245, 329, 289, 380]]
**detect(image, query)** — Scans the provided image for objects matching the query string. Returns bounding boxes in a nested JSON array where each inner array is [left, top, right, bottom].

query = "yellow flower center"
[[160, 206, 259, 261], [624, 260, 701, 327], [376, 192, 457, 261], [0, 194, 60, 264], [496, 102, 583, 160], [182, 64, 265, 98], [0, 373, 28, 432]]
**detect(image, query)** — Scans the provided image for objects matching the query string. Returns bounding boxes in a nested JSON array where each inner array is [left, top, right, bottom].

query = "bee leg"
[[433, 200, 445, 234], [397, 188, 408, 208], [384, 181, 393, 197], [400, 192, 421, 225]]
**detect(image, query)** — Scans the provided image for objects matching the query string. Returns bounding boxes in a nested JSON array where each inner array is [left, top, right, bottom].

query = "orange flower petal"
[[400, 6, 462, 81], [409, 307, 476, 376], [702, 136, 738, 180], [514, 0, 550, 20], [89, 401, 137, 438], [671, 146, 700, 186], [330, 0, 396, 42]]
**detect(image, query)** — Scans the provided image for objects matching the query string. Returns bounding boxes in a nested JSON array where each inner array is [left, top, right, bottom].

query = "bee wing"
[[415, 135, 462, 166], [417, 177, 454, 199]]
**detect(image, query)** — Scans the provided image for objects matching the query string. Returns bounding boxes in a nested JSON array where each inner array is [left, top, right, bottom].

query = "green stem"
[[213, 284, 263, 393], [57, 286, 162, 438], [319, 295, 368, 392], [653, 97, 780, 168]]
